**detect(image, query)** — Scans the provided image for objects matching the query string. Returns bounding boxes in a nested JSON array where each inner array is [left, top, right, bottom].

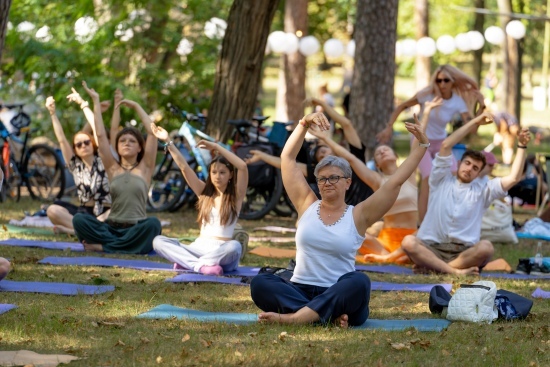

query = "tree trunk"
[[0, 0, 12, 65], [351, 0, 398, 158], [472, 0, 485, 85], [414, 0, 430, 90], [208, 0, 280, 141], [283, 0, 307, 123], [497, 0, 520, 119]]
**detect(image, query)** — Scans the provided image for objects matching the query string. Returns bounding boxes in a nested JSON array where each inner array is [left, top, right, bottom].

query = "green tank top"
[[107, 172, 148, 223]]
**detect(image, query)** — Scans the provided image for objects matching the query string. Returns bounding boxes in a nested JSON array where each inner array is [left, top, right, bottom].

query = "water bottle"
[[535, 242, 543, 266]]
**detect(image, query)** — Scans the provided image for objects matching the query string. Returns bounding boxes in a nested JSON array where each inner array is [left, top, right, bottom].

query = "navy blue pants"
[[250, 271, 371, 326]]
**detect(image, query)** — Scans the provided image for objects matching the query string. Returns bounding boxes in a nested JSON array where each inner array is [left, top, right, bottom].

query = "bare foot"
[[454, 266, 479, 276], [82, 240, 103, 252], [333, 314, 349, 328], [364, 253, 390, 263], [258, 312, 294, 324]]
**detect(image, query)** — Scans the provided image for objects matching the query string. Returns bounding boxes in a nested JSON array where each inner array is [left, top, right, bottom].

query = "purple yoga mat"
[[355, 265, 415, 275], [481, 273, 550, 280], [532, 287, 550, 298], [0, 304, 16, 315], [0, 280, 114, 295], [0, 238, 84, 251], [38, 256, 261, 276], [167, 273, 247, 285]]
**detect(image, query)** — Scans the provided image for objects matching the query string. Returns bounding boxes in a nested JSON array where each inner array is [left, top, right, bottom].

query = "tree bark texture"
[[472, 0, 485, 86], [351, 0, 398, 158], [414, 0, 430, 90], [497, 0, 520, 119], [283, 0, 307, 123], [0, 0, 12, 65], [208, 0, 280, 141]]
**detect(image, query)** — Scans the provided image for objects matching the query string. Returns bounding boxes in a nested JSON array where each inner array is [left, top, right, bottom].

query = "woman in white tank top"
[[250, 112, 430, 328], [150, 123, 248, 276]]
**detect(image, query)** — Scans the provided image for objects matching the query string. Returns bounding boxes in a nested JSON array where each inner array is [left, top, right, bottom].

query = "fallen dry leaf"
[[390, 343, 410, 350], [115, 340, 125, 347], [235, 351, 242, 357], [279, 332, 287, 342], [156, 356, 162, 363], [442, 349, 450, 356], [182, 334, 190, 343], [248, 332, 257, 337], [200, 338, 212, 347], [141, 337, 150, 344], [91, 321, 99, 327]]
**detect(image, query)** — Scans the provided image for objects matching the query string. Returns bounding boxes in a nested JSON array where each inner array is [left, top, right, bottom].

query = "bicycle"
[[147, 105, 229, 212], [228, 116, 296, 220], [0, 103, 65, 202]]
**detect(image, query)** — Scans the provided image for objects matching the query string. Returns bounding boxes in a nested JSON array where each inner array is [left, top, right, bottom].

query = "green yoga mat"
[[2, 224, 54, 236]]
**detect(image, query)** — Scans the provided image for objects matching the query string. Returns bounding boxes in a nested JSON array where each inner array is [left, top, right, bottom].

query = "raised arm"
[[500, 128, 531, 191], [45, 97, 73, 165], [281, 112, 330, 216], [115, 99, 157, 174], [439, 111, 494, 157], [81, 81, 117, 171], [245, 150, 308, 177], [309, 125, 382, 190], [307, 97, 361, 149], [151, 122, 206, 196], [197, 139, 249, 203], [376, 94, 420, 144], [354, 122, 429, 234], [110, 89, 123, 150], [66, 88, 99, 145]]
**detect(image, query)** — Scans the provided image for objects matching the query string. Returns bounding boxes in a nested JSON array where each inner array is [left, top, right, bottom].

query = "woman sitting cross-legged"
[[45, 91, 112, 235], [72, 81, 162, 254], [152, 123, 248, 275], [250, 112, 430, 327]]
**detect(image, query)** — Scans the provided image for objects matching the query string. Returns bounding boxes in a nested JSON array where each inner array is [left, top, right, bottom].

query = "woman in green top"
[[72, 81, 161, 254]]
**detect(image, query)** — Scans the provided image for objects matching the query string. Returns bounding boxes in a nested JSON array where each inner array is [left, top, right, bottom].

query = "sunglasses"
[[75, 140, 91, 149], [436, 78, 451, 84]]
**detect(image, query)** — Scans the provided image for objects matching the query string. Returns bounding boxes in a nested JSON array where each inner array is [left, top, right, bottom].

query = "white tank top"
[[291, 200, 365, 287], [200, 206, 237, 238]]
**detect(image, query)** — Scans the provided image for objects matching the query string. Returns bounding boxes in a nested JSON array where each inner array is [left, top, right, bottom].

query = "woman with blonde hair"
[[377, 64, 484, 222]]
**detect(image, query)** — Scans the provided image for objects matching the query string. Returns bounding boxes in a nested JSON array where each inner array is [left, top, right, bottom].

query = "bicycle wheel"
[[272, 189, 296, 217], [23, 144, 65, 201], [239, 168, 283, 220], [147, 168, 189, 212], [0, 157, 22, 202]]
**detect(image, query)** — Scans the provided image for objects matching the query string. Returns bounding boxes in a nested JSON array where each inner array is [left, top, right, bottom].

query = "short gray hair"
[[314, 155, 352, 178]]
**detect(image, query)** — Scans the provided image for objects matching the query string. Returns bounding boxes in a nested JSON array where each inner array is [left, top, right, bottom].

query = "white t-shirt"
[[417, 154, 507, 246], [417, 92, 469, 140], [291, 201, 364, 287]]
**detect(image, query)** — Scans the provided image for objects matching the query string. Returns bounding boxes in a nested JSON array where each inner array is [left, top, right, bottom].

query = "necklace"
[[120, 161, 139, 171], [317, 201, 349, 227]]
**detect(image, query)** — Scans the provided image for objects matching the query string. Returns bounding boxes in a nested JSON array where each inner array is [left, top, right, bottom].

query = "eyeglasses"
[[75, 140, 91, 149], [316, 175, 349, 185], [436, 78, 451, 84]]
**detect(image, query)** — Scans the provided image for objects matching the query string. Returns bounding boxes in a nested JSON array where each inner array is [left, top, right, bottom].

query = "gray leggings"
[[153, 235, 241, 272]]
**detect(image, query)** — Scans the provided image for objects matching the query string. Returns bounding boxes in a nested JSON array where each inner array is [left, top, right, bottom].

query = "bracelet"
[[163, 140, 174, 153], [299, 119, 310, 129], [80, 101, 89, 110], [418, 142, 430, 148], [517, 144, 527, 149]]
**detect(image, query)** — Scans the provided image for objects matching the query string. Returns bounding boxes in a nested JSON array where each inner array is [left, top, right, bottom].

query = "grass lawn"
[[0, 196, 549, 367]]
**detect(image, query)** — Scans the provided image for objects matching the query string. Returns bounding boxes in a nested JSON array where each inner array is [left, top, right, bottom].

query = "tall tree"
[[351, 0, 398, 158], [472, 0, 485, 85], [208, 0, 280, 140], [0, 0, 12, 64], [414, 0, 430, 89]]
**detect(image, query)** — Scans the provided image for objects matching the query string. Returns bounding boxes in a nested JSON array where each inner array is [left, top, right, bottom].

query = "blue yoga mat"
[[516, 232, 550, 241], [355, 265, 414, 275], [0, 238, 84, 251], [167, 273, 450, 293], [482, 272, 550, 280], [0, 280, 114, 295], [532, 287, 550, 299], [38, 256, 261, 276], [137, 304, 451, 332], [0, 304, 16, 315]]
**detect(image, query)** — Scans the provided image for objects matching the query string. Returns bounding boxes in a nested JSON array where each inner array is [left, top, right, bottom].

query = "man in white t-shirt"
[[401, 112, 531, 275]]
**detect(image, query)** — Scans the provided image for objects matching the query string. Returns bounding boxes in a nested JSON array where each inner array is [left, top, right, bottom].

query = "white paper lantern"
[[506, 20, 526, 40], [204, 17, 227, 39], [16, 21, 35, 33], [485, 26, 505, 45], [176, 38, 193, 56], [35, 26, 52, 42], [115, 23, 134, 42], [401, 39, 417, 57], [298, 36, 320, 56], [454, 33, 471, 52], [284, 33, 299, 54], [416, 37, 436, 57], [323, 38, 344, 58], [395, 41, 403, 57], [268, 31, 288, 54], [129, 9, 152, 32], [436, 35, 456, 54], [467, 31, 485, 50], [346, 40, 356, 57], [7, 22, 13, 31], [74, 16, 98, 43]]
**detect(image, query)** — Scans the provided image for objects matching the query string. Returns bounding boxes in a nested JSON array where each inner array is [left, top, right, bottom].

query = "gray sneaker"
[[530, 263, 550, 276]]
